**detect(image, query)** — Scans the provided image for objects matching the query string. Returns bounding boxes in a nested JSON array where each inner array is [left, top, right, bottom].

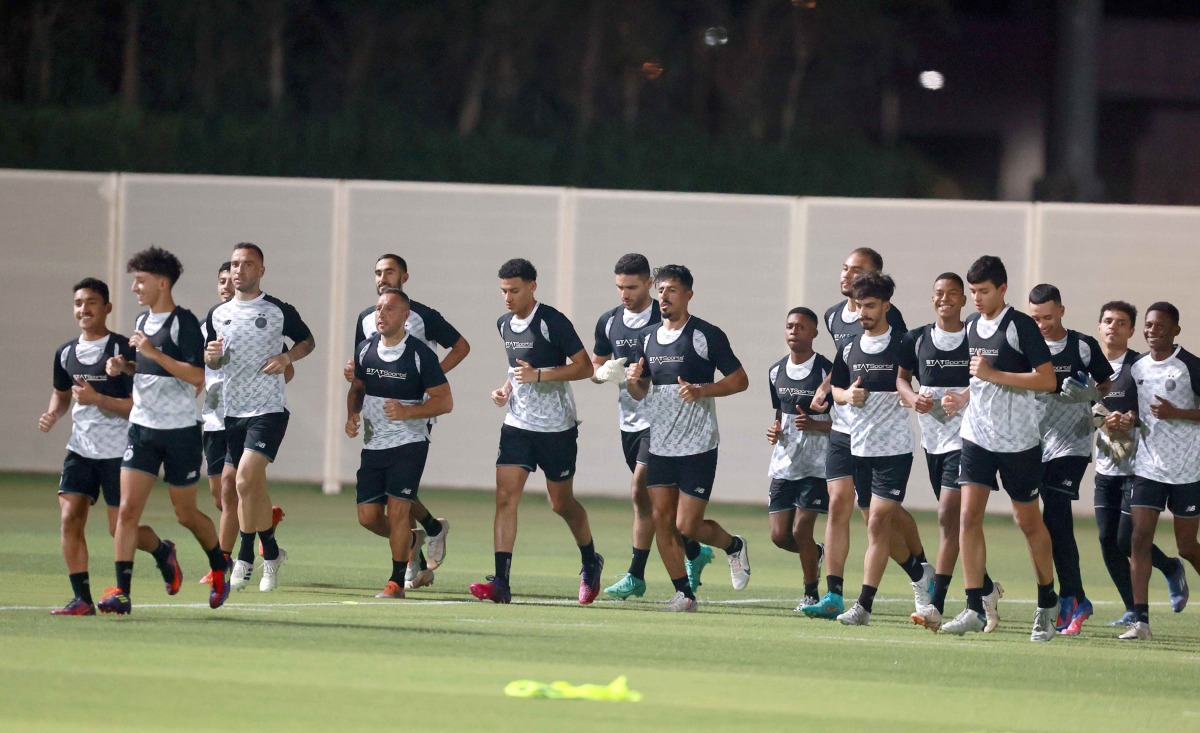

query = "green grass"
[[1, 472, 1197, 732]]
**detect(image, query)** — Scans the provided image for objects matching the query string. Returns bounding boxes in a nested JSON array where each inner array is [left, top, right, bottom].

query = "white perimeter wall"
[[4, 168, 1199, 514]]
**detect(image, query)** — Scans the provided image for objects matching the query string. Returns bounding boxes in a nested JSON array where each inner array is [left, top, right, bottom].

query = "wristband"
[[537, 369, 542, 383]]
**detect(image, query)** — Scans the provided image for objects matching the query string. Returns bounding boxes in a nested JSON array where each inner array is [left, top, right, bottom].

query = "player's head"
[[785, 306, 819, 354], [849, 272, 894, 333], [498, 258, 538, 314], [216, 261, 234, 302], [126, 246, 183, 307], [653, 264, 693, 321], [840, 247, 883, 297], [72, 277, 112, 333], [375, 287, 412, 339], [965, 255, 1008, 315], [230, 243, 265, 294], [932, 272, 966, 320], [1144, 301, 1181, 352], [1098, 300, 1136, 350], [613, 253, 653, 312], [1027, 283, 1065, 338], [375, 254, 409, 294]]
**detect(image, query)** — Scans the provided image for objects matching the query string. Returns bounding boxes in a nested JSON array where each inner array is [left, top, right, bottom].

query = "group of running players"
[[40, 244, 1198, 643]]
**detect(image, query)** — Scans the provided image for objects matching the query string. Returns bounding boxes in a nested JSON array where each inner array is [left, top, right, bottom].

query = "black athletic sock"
[[70, 572, 92, 605], [1134, 602, 1150, 625], [899, 554, 924, 582], [827, 574, 844, 596], [724, 536, 743, 555], [914, 550, 927, 565], [683, 538, 701, 561], [205, 544, 227, 572], [258, 528, 280, 561], [932, 574, 952, 614], [390, 560, 406, 585], [858, 585, 878, 613], [418, 514, 443, 537], [1037, 582, 1058, 608], [579, 540, 597, 565], [1152, 546, 1176, 575], [965, 587, 985, 614], [115, 561, 134, 595], [804, 580, 820, 598], [150, 539, 172, 565], [981, 572, 995, 597], [237, 532, 256, 563], [495, 552, 512, 584], [671, 575, 695, 600], [628, 547, 650, 580]]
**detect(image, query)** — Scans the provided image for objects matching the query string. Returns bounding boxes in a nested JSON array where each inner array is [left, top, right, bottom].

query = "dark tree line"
[[0, 1, 952, 196]]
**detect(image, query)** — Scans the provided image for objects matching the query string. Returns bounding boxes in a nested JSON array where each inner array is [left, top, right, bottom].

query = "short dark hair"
[[850, 247, 884, 272], [850, 271, 895, 302], [966, 255, 1007, 287], [379, 287, 411, 306], [377, 254, 407, 272], [653, 264, 693, 290], [498, 258, 537, 281], [1028, 284, 1062, 306], [72, 277, 110, 304], [1147, 301, 1180, 324], [218, 261, 231, 275], [126, 246, 183, 286], [787, 306, 819, 329], [934, 272, 964, 290], [1099, 300, 1137, 327], [234, 242, 264, 263], [614, 253, 651, 277]]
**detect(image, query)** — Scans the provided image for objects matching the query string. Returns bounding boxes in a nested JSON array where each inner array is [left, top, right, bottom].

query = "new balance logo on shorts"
[[696, 487, 707, 495], [1063, 479, 1074, 487], [890, 489, 901, 496], [401, 488, 413, 495], [187, 470, 197, 480], [559, 470, 570, 478], [255, 441, 267, 448], [1188, 505, 1197, 513]]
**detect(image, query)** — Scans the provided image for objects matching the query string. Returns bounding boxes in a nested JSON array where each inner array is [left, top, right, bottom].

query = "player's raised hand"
[[794, 412, 812, 431], [38, 411, 58, 432], [846, 376, 867, 407], [677, 377, 703, 403], [71, 378, 100, 406], [809, 384, 828, 412], [1151, 395, 1180, 420], [941, 388, 969, 417], [491, 384, 511, 407], [766, 419, 781, 445], [130, 330, 157, 356], [625, 357, 645, 382], [969, 355, 994, 382], [513, 359, 539, 384], [343, 358, 355, 383], [205, 337, 225, 366], [105, 354, 127, 377], [382, 399, 408, 421], [912, 392, 935, 414], [261, 352, 291, 375], [345, 412, 361, 438]]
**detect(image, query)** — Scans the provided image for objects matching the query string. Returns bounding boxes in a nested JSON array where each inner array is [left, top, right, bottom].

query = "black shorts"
[[1130, 476, 1200, 518], [925, 450, 961, 501], [827, 430, 872, 508], [768, 476, 829, 514], [859, 453, 914, 504], [646, 448, 719, 501], [620, 428, 651, 473], [496, 424, 578, 481], [122, 423, 203, 487], [1094, 473, 1132, 513], [356, 441, 430, 505], [225, 411, 290, 466], [1041, 455, 1090, 501], [59, 452, 122, 507], [203, 430, 227, 477], [957, 439, 1042, 504]]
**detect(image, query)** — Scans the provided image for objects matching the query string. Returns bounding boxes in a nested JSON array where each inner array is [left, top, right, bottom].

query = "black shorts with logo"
[[1130, 476, 1200, 518], [496, 424, 578, 481], [860, 453, 914, 504], [356, 441, 430, 505], [827, 430, 872, 509], [646, 448, 719, 501], [59, 452, 122, 507], [957, 439, 1042, 504], [122, 423, 203, 487], [925, 450, 961, 501], [1094, 473, 1132, 513], [225, 411, 290, 466], [768, 476, 829, 514], [1041, 455, 1090, 501], [203, 429, 227, 477], [620, 428, 652, 473]]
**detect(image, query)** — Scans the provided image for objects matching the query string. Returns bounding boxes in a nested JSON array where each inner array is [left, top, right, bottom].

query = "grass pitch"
[[1, 472, 1197, 732]]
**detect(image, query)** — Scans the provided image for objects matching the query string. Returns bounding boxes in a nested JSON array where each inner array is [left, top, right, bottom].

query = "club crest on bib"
[[255, 316, 267, 328]]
